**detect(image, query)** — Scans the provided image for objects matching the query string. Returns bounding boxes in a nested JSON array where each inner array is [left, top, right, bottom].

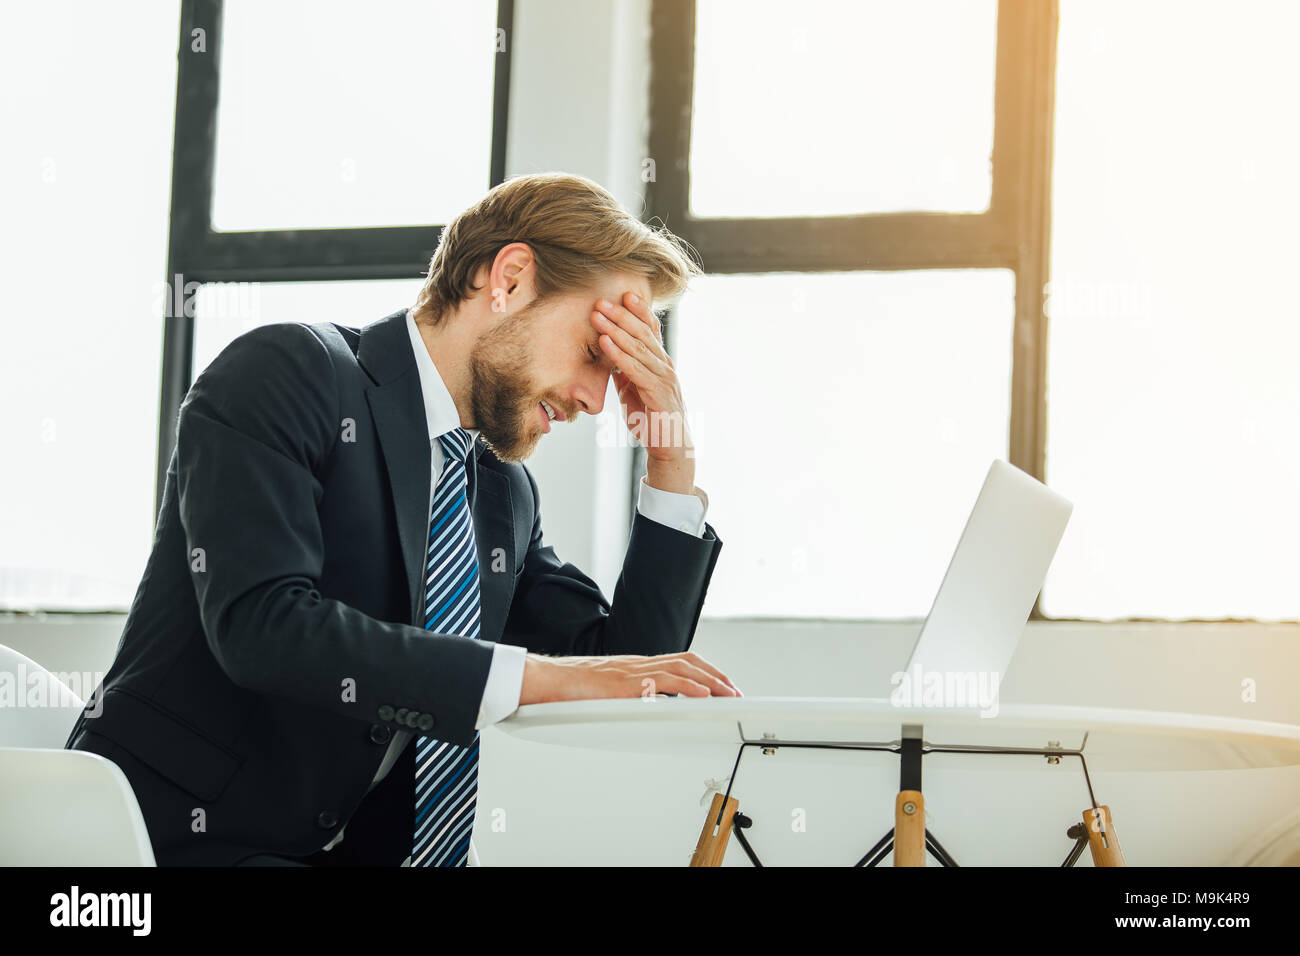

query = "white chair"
[[0, 748, 156, 865], [0, 643, 87, 748], [0, 642, 155, 865], [0, 643, 474, 867]]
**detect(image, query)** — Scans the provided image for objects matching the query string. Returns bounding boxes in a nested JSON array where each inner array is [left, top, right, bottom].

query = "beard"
[[467, 304, 548, 464]]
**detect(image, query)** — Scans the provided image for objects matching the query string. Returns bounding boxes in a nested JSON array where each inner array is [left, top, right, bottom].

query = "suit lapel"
[[358, 311, 514, 639], [365, 379, 431, 629], [360, 311, 434, 628]]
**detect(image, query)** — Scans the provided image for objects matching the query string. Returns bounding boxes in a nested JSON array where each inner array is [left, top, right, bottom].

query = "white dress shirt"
[[321, 309, 709, 855]]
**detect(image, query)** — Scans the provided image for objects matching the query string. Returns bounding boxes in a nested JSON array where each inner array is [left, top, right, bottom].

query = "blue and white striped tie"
[[412, 426, 481, 867]]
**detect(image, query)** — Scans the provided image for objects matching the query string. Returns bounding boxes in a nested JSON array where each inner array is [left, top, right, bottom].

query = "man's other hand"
[[520, 650, 742, 705]]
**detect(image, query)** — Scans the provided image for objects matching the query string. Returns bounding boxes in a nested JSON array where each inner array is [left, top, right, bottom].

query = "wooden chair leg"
[[894, 790, 926, 867], [689, 792, 738, 867], [1083, 804, 1126, 866]]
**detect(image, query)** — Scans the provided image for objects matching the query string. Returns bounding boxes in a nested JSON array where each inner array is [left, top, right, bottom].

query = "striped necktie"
[[411, 426, 481, 867]]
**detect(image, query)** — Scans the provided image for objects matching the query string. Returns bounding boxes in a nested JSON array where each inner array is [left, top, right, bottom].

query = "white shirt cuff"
[[636, 476, 709, 537], [475, 642, 528, 729]]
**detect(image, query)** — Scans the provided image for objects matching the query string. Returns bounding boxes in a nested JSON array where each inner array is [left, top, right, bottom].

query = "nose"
[[570, 367, 610, 416]]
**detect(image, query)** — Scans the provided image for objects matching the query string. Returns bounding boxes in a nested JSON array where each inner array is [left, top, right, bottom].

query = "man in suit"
[[66, 172, 736, 866]]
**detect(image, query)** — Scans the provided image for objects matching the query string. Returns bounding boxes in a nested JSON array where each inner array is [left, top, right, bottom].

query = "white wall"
[[3, 0, 1298, 867]]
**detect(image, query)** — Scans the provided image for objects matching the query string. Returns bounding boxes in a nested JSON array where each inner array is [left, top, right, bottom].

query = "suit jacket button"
[[377, 705, 395, 721], [369, 723, 392, 744], [317, 811, 339, 829], [402, 710, 421, 728], [394, 708, 409, 725], [417, 713, 435, 732]]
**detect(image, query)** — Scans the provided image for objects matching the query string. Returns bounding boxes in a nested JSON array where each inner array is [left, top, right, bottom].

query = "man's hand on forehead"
[[590, 290, 696, 496], [596, 289, 662, 340], [590, 291, 671, 387]]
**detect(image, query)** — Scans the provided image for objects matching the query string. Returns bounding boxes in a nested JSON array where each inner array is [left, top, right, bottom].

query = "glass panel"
[[211, 0, 499, 231], [689, 0, 997, 218], [1042, 0, 1300, 620], [672, 270, 1015, 618], [0, 1, 181, 610], [192, 279, 425, 382]]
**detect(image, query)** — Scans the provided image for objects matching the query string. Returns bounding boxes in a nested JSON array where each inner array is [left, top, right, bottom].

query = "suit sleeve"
[[176, 323, 493, 747], [502, 465, 723, 658]]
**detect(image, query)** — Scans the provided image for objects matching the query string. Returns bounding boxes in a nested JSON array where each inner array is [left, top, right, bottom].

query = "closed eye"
[[585, 344, 600, 362]]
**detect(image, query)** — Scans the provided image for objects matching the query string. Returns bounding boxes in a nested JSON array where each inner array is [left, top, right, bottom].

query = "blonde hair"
[[411, 172, 701, 325]]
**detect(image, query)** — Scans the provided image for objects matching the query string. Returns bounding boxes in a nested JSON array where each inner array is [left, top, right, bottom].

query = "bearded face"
[[466, 300, 558, 463], [461, 271, 651, 463]]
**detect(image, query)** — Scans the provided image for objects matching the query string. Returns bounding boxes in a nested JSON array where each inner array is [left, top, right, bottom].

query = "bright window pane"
[[192, 280, 425, 382], [211, 0, 499, 231], [674, 271, 1015, 618], [0, 1, 180, 610], [1042, 0, 1300, 619], [689, 0, 997, 218]]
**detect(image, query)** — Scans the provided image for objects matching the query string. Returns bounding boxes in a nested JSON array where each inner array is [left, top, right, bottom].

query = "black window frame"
[[646, 0, 1063, 618], [156, 0, 514, 506]]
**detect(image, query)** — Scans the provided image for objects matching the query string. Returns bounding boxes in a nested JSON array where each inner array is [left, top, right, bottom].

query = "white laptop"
[[902, 459, 1073, 679]]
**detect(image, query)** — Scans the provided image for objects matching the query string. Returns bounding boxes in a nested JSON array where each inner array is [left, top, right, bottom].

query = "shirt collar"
[[405, 309, 480, 449]]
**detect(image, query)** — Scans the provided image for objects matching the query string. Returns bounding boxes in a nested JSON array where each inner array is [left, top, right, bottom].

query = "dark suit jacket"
[[65, 308, 722, 866]]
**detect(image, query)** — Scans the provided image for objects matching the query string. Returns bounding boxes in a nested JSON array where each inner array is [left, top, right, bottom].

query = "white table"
[[498, 697, 1300, 865]]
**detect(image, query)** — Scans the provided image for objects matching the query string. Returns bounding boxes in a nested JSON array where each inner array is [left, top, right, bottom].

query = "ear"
[[487, 241, 536, 315]]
